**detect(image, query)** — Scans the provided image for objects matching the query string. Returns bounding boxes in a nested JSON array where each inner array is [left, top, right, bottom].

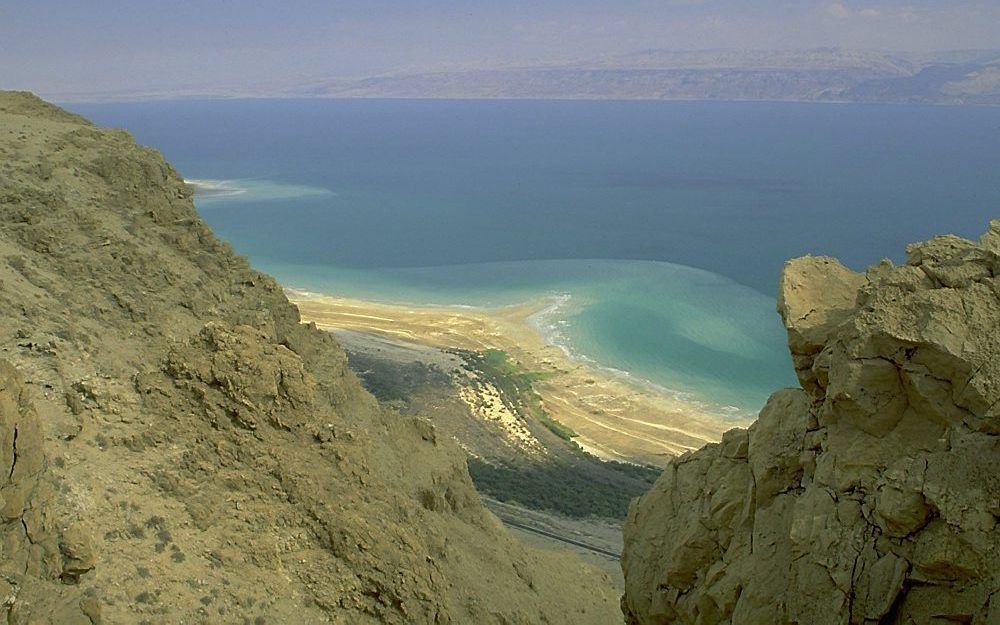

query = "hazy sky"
[[2, 1, 998, 97]]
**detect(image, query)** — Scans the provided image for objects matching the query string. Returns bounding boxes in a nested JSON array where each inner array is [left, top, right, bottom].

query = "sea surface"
[[68, 99, 1000, 415]]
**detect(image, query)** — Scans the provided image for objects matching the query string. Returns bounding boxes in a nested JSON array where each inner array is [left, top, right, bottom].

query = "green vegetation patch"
[[460, 349, 576, 441], [468, 456, 661, 519], [345, 343, 662, 520]]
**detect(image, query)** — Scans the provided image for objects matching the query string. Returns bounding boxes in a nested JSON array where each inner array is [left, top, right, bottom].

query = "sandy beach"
[[289, 290, 751, 466]]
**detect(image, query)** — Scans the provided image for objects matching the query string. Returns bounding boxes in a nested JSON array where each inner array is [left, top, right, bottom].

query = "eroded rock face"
[[622, 221, 1000, 625], [0, 360, 96, 624], [0, 91, 619, 623]]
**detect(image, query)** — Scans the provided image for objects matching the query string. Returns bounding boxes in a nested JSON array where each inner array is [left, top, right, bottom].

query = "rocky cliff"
[[622, 224, 1000, 623], [0, 92, 620, 623]]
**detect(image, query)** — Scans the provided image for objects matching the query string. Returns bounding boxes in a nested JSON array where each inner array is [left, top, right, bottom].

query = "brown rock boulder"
[[0, 361, 95, 623], [777, 255, 866, 395], [623, 221, 1000, 625]]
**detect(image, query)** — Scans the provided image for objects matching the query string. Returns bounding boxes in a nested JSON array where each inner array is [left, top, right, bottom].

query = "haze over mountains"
[[50, 48, 1000, 105], [288, 48, 1000, 105]]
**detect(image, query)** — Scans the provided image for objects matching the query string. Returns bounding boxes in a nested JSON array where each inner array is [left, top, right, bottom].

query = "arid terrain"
[[325, 319, 666, 567], [291, 292, 740, 467], [0, 91, 622, 624], [2, 88, 996, 624]]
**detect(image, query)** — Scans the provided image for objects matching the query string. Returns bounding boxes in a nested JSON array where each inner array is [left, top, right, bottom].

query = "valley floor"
[[289, 291, 743, 467], [288, 289, 749, 587], [481, 498, 625, 589]]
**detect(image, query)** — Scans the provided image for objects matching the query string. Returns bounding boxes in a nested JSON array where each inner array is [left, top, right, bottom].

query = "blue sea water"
[[68, 99, 1000, 415]]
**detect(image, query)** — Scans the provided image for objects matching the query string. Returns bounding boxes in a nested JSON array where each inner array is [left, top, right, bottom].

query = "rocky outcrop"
[[622, 223, 1000, 624], [0, 92, 619, 623], [0, 361, 97, 624]]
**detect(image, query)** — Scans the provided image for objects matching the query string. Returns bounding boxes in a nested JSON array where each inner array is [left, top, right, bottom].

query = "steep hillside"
[[622, 224, 1000, 623], [0, 92, 620, 624]]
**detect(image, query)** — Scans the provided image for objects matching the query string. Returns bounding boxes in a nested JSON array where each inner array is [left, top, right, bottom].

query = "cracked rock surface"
[[622, 222, 1000, 624], [0, 360, 96, 624]]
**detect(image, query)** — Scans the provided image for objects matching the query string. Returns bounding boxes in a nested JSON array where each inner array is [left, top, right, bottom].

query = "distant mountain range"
[[57, 48, 1000, 105], [287, 48, 1000, 105]]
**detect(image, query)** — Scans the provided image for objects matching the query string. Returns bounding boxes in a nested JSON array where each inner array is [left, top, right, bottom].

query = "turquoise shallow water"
[[68, 99, 1000, 416], [259, 257, 790, 414]]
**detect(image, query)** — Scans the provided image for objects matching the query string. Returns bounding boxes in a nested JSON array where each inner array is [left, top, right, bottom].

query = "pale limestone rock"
[[777, 255, 867, 394], [623, 223, 1000, 625], [747, 389, 810, 504]]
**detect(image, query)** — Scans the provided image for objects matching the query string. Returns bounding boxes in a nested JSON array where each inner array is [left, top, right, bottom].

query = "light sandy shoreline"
[[289, 289, 752, 466]]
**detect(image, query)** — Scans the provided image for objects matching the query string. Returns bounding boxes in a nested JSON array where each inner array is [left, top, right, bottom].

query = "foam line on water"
[[184, 179, 247, 198], [526, 292, 754, 421], [257, 257, 795, 414], [188, 178, 334, 204]]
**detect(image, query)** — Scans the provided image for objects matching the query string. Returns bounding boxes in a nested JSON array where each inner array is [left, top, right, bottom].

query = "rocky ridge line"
[[0, 91, 619, 624]]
